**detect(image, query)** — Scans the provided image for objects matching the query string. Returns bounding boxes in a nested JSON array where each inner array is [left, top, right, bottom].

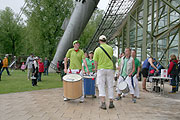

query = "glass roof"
[[86, 0, 137, 51]]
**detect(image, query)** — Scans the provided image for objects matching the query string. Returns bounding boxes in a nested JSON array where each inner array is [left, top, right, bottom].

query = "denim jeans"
[[170, 75, 179, 92], [0, 67, 10, 75], [44, 68, 48, 76]]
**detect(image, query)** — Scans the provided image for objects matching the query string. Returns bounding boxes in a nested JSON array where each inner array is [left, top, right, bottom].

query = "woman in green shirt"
[[82, 51, 95, 74]]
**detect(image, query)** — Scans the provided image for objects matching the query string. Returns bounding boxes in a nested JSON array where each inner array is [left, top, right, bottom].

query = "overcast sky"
[[0, 0, 109, 15]]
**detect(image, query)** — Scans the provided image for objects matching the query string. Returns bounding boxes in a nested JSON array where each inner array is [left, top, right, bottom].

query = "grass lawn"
[[0, 70, 63, 94]]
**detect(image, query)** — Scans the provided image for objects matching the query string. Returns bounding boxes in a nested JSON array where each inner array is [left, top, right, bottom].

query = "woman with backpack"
[[168, 54, 179, 93]]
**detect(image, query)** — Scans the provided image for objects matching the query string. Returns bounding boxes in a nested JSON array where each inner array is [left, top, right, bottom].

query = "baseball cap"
[[99, 35, 107, 41], [89, 51, 94, 54], [73, 40, 79, 45]]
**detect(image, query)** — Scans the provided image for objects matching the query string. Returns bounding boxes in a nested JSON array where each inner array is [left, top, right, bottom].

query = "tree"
[[23, 0, 74, 60], [0, 7, 24, 56]]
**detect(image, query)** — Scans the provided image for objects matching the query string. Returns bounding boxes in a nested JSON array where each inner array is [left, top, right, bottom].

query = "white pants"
[[66, 69, 84, 101], [117, 76, 135, 95], [97, 69, 114, 99], [133, 75, 140, 98], [27, 68, 33, 80]]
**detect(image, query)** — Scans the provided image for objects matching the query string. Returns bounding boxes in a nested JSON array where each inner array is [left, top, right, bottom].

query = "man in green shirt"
[[94, 35, 115, 110], [131, 49, 141, 98], [64, 40, 89, 102], [116, 48, 136, 103]]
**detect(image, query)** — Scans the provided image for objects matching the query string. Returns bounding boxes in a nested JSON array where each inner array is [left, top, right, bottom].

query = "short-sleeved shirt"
[[83, 58, 95, 72], [66, 48, 85, 69], [134, 57, 141, 75], [118, 59, 121, 66], [93, 43, 113, 70], [121, 58, 128, 77]]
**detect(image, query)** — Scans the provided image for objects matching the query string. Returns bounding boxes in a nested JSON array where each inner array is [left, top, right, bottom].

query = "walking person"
[[64, 40, 90, 103], [44, 57, 49, 76], [168, 54, 179, 93], [0, 54, 10, 77], [38, 58, 44, 82], [131, 50, 141, 98], [93, 35, 115, 109], [31, 57, 39, 86], [26, 53, 34, 80], [0, 57, 3, 81], [115, 48, 136, 103]]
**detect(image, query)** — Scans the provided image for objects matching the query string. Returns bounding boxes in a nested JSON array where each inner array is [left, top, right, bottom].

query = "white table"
[[150, 76, 172, 95]]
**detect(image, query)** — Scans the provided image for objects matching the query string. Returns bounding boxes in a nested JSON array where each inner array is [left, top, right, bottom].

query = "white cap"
[[34, 57, 39, 60], [99, 35, 107, 41]]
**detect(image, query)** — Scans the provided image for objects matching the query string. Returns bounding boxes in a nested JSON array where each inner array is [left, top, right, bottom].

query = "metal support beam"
[[151, 0, 154, 55], [142, 0, 148, 61], [159, 30, 179, 61], [126, 15, 130, 47], [152, 5, 166, 34], [130, 14, 154, 39], [166, 0, 170, 65], [122, 27, 125, 52], [135, 9, 138, 51], [160, 0, 180, 14]]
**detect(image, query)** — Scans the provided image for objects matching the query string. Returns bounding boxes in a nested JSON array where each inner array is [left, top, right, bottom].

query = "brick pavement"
[[0, 82, 180, 120]]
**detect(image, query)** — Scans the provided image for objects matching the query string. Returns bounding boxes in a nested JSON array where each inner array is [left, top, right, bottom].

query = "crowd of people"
[[0, 35, 179, 109], [25, 54, 50, 86], [62, 35, 180, 110]]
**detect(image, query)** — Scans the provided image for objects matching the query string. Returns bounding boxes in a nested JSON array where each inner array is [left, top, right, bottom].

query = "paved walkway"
[[0, 82, 180, 120]]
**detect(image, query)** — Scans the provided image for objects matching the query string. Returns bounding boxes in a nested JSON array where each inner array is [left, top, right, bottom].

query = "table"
[[150, 76, 172, 95]]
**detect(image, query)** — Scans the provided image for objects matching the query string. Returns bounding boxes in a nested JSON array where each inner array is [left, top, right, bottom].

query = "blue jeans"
[[170, 75, 179, 92], [44, 68, 48, 75], [38, 72, 42, 81], [0, 67, 10, 75]]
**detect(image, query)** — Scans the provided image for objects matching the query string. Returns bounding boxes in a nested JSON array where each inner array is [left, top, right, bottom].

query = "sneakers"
[[109, 101, 115, 109], [132, 98, 136, 103], [64, 97, 69, 101], [168, 91, 176, 94], [115, 96, 122, 101], [79, 99, 84, 103], [100, 102, 106, 110]]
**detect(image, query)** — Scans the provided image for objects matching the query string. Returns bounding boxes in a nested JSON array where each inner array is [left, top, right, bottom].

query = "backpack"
[[170, 61, 179, 75]]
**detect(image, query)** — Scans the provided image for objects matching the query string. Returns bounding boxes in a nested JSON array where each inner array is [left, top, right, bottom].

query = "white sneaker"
[[64, 97, 69, 101], [79, 100, 84, 103]]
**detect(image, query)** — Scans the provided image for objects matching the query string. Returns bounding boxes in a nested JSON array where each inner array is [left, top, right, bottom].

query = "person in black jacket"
[[31, 57, 39, 86]]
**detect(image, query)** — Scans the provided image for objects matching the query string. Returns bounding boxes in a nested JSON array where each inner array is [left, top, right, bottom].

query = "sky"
[[0, 0, 110, 15]]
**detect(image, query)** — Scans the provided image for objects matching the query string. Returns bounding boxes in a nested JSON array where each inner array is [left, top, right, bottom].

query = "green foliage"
[[0, 1, 104, 61], [0, 70, 62, 94], [23, 0, 73, 60], [0, 7, 24, 56]]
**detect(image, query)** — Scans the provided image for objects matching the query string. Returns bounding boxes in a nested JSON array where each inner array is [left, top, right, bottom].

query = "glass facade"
[[116, 0, 180, 68]]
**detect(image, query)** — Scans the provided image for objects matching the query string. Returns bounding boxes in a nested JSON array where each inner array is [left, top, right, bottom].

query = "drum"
[[118, 81, 129, 94], [63, 74, 82, 99]]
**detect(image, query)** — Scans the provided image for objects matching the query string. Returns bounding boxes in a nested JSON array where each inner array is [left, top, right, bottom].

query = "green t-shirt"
[[66, 48, 85, 69], [133, 57, 141, 75], [83, 58, 95, 72], [121, 58, 128, 77], [118, 59, 121, 66], [93, 43, 113, 70]]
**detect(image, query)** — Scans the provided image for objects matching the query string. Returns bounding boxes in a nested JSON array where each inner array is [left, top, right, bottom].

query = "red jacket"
[[38, 62, 44, 73], [168, 60, 178, 75]]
